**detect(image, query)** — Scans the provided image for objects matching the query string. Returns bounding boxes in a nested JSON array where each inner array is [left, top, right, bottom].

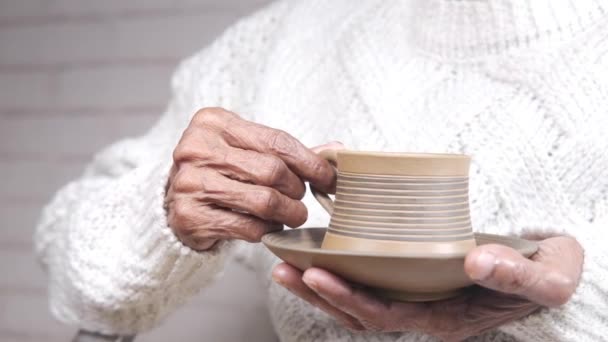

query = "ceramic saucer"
[[262, 228, 538, 302]]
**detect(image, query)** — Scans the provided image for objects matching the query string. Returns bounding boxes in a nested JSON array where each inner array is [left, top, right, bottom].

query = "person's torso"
[[209, 1, 608, 340]]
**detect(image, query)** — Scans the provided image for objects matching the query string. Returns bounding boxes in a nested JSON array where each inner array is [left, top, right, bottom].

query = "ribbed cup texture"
[[328, 172, 473, 242]]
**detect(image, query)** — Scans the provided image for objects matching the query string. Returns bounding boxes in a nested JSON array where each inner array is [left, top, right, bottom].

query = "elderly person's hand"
[[165, 107, 338, 250], [272, 235, 584, 342]]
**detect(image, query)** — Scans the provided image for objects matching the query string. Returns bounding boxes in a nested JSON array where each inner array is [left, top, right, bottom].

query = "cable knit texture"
[[35, 0, 608, 340]]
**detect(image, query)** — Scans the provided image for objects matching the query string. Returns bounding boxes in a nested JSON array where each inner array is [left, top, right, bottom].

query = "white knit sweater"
[[35, 0, 608, 341]]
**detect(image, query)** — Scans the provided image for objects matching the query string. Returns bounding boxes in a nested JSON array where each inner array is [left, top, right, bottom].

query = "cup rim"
[[331, 150, 471, 176], [337, 150, 471, 160]]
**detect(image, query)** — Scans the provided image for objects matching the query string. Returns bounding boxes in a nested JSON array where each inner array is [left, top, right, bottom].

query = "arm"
[[35, 1, 293, 334], [34, 102, 229, 335]]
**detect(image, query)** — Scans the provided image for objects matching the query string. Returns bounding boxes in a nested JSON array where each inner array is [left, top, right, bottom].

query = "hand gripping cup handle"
[[310, 149, 339, 215]]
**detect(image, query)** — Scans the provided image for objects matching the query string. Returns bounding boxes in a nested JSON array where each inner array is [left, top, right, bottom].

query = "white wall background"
[[0, 1, 276, 341]]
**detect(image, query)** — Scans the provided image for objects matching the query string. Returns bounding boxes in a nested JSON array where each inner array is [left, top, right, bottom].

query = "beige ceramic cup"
[[311, 150, 476, 256]]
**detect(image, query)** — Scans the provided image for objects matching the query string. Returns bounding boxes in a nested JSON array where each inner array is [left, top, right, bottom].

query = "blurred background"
[[0, 0, 277, 341]]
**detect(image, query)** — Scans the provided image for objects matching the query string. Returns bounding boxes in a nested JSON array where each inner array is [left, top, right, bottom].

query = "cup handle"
[[310, 149, 338, 215]]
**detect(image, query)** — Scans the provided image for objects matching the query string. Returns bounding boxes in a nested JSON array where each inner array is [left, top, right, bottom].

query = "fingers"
[[194, 169, 308, 228], [198, 109, 336, 192], [272, 263, 364, 331], [465, 240, 580, 307], [301, 268, 427, 332], [167, 199, 283, 249], [218, 147, 306, 200], [434, 288, 540, 340], [170, 107, 344, 250], [309, 141, 344, 193], [175, 120, 306, 200], [532, 236, 583, 305], [465, 245, 544, 303], [467, 287, 541, 319]]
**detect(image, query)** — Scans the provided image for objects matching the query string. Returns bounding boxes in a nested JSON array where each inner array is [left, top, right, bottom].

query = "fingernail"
[[470, 251, 496, 281], [302, 276, 319, 291], [272, 269, 286, 286], [272, 275, 285, 286]]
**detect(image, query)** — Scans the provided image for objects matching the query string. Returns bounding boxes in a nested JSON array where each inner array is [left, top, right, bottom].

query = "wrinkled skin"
[[165, 107, 338, 250], [166, 107, 584, 341], [273, 236, 584, 341]]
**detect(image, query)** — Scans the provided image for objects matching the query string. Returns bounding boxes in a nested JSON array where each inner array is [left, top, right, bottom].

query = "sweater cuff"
[[132, 156, 231, 282], [498, 226, 608, 341], [126, 155, 235, 297], [52, 157, 235, 334]]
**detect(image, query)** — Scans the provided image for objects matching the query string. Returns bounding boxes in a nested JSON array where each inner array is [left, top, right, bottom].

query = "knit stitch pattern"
[[35, 0, 608, 340]]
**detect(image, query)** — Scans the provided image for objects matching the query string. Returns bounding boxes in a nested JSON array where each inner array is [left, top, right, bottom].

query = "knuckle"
[[257, 189, 280, 219], [269, 130, 297, 154], [192, 107, 228, 126], [197, 177, 227, 204], [263, 156, 287, 184], [171, 169, 198, 193], [169, 201, 194, 231], [309, 159, 333, 185], [311, 159, 328, 176], [507, 262, 531, 292], [173, 131, 217, 164], [173, 134, 200, 163]]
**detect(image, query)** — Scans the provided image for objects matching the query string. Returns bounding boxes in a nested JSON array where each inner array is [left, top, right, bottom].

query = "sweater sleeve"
[[34, 1, 290, 335], [497, 215, 608, 341]]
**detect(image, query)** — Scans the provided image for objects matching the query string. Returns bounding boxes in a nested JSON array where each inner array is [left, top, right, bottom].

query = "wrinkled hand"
[[273, 236, 583, 341], [165, 107, 339, 250]]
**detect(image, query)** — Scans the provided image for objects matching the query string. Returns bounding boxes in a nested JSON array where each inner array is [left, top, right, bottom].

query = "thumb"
[[311, 141, 346, 154], [309, 141, 345, 194], [464, 244, 570, 307]]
